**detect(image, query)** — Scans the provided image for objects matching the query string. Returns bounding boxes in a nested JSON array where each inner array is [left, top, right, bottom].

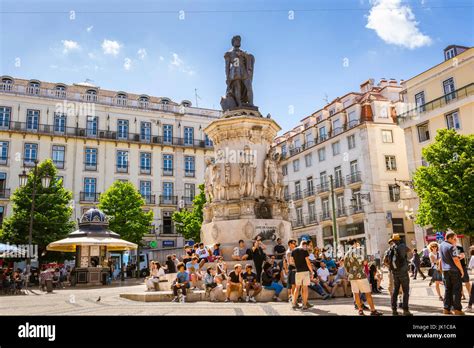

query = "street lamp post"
[[19, 159, 52, 290]]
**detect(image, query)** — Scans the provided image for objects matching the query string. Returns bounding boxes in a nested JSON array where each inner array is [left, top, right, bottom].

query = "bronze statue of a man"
[[221, 35, 255, 111]]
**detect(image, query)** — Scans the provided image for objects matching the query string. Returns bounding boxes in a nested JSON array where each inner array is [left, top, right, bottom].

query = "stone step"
[[121, 285, 347, 303]]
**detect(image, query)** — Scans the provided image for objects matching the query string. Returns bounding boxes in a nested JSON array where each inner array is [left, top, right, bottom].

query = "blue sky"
[[0, 0, 472, 133]]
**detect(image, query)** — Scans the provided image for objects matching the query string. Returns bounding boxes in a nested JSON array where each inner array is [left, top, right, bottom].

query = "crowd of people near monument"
[[143, 232, 474, 315]]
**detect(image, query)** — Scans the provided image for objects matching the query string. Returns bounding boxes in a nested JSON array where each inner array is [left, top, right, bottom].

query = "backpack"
[[384, 244, 404, 271]]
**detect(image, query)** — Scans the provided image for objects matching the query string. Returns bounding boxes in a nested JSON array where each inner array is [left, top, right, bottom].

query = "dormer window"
[[138, 95, 149, 108], [116, 93, 128, 106], [181, 100, 191, 107], [27, 81, 40, 95], [161, 98, 171, 105], [1, 78, 13, 91], [445, 48, 456, 60], [55, 84, 66, 98], [85, 89, 98, 102]]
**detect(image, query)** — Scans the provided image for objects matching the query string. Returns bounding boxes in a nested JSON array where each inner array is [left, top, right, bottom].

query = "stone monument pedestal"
[[201, 110, 295, 259]]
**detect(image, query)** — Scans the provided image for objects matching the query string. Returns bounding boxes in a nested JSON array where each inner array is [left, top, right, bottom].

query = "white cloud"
[[137, 48, 147, 60], [88, 52, 96, 59], [123, 58, 132, 71], [101, 39, 122, 56], [61, 40, 80, 54], [159, 56, 165, 61], [86, 25, 94, 32], [169, 53, 195, 76], [366, 0, 432, 49], [170, 53, 183, 67]]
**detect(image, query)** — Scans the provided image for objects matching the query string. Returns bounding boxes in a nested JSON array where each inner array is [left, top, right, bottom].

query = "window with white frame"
[[140, 152, 151, 174], [24, 143, 38, 164], [389, 184, 400, 202], [319, 126, 327, 141], [417, 123, 430, 142], [26, 109, 39, 131], [163, 124, 173, 143], [318, 147, 326, 162], [184, 156, 195, 176], [305, 131, 314, 146], [0, 107, 11, 129], [293, 159, 300, 172], [305, 153, 312, 167], [0, 142, 8, 164], [116, 150, 128, 172], [140, 121, 151, 142], [52, 145, 65, 169], [332, 141, 340, 156], [163, 154, 173, 175], [382, 130, 393, 143], [184, 127, 194, 146], [385, 155, 397, 171], [445, 111, 460, 130], [282, 164, 288, 176], [347, 134, 356, 149], [117, 119, 129, 139], [85, 147, 97, 170], [443, 78, 456, 102], [415, 91, 425, 111], [184, 183, 195, 202], [86, 116, 98, 136], [54, 113, 67, 133]]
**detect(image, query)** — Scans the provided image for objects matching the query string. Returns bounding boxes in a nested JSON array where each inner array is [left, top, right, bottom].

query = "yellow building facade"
[[398, 45, 474, 248]]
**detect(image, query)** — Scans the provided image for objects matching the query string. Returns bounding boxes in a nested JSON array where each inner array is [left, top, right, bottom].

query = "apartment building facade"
[[398, 45, 473, 249], [0, 76, 220, 250], [274, 78, 414, 259]]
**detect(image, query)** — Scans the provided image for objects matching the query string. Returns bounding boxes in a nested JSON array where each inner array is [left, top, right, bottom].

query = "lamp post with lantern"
[[18, 159, 52, 290]]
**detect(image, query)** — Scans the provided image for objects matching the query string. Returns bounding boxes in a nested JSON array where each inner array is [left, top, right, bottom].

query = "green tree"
[[98, 181, 154, 246], [172, 184, 206, 242], [413, 129, 474, 237], [0, 159, 75, 262]]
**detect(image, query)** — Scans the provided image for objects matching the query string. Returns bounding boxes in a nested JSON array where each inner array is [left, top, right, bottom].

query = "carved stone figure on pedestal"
[[263, 149, 280, 197], [221, 35, 255, 111], [239, 145, 256, 197], [213, 163, 223, 201], [204, 158, 214, 201], [224, 162, 231, 201]]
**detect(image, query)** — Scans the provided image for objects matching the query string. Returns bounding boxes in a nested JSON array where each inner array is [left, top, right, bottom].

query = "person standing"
[[456, 245, 471, 301], [439, 232, 465, 315], [412, 249, 426, 280], [386, 234, 412, 316], [291, 240, 314, 310], [285, 239, 297, 303], [273, 238, 286, 269], [428, 242, 444, 301], [250, 238, 266, 281], [344, 240, 383, 316]]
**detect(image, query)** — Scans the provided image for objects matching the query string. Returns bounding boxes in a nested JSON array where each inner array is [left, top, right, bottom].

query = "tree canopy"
[[98, 180, 154, 246], [172, 184, 206, 242], [0, 159, 75, 262], [413, 129, 474, 236]]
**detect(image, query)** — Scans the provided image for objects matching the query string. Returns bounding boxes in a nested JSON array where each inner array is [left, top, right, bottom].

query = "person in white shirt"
[[145, 261, 165, 291], [317, 262, 337, 296], [196, 243, 210, 263]]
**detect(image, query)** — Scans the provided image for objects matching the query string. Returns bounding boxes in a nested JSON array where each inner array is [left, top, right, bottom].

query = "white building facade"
[[0, 76, 220, 251], [274, 78, 415, 259]]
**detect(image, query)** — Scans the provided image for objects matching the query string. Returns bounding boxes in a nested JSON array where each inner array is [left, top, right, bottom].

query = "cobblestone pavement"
[[1, 275, 472, 316]]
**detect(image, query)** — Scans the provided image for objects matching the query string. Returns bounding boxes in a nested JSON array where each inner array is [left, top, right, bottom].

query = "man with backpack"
[[384, 234, 412, 316]]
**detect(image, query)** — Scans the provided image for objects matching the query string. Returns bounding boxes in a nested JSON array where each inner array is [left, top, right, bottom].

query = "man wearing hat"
[[386, 234, 412, 316]]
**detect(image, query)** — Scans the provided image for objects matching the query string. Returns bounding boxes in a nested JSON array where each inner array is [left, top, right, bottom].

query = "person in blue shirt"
[[439, 232, 465, 315], [172, 263, 190, 303]]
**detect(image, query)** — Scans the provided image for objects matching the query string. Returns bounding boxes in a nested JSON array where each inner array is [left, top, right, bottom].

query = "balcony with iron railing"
[[398, 83, 474, 125], [53, 160, 65, 169], [0, 83, 222, 119], [182, 196, 195, 206], [0, 121, 214, 150], [140, 166, 152, 175], [319, 211, 331, 221], [141, 194, 156, 205], [336, 207, 347, 218], [305, 215, 318, 225], [159, 195, 178, 205], [350, 205, 364, 215], [0, 188, 11, 199], [292, 191, 303, 201], [185, 169, 196, 177], [346, 171, 362, 185], [80, 191, 100, 202], [84, 162, 97, 171], [162, 168, 174, 176], [0, 157, 8, 165], [334, 177, 345, 190], [116, 164, 129, 174], [304, 188, 315, 197], [317, 183, 330, 194]]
